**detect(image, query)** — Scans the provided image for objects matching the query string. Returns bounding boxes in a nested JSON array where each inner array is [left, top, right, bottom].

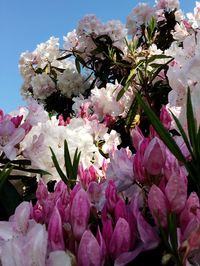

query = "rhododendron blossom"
[[2, 1, 200, 265]]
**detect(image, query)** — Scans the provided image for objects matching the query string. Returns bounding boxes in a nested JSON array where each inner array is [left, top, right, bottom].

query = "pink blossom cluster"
[[2, 0, 200, 265]]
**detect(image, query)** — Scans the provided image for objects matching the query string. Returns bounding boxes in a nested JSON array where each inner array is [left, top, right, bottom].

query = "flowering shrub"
[[2, 0, 200, 265]]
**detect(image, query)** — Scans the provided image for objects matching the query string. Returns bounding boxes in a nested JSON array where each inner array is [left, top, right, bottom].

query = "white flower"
[[63, 29, 79, 50], [90, 82, 133, 120], [21, 117, 100, 182], [126, 3, 155, 35], [57, 68, 89, 98], [172, 22, 189, 42], [167, 31, 200, 130], [35, 36, 60, 68], [187, 2, 200, 29], [30, 72, 56, 100]]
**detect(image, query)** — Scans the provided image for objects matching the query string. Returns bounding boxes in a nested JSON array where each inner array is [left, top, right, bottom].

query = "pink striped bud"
[[143, 137, 166, 175], [78, 230, 102, 266], [165, 171, 187, 214], [148, 185, 169, 227], [48, 205, 65, 251], [109, 218, 131, 260], [160, 105, 172, 130], [70, 188, 90, 240]]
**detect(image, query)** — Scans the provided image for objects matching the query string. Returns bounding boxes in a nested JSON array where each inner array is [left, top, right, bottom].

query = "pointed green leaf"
[[64, 140, 73, 179], [146, 54, 172, 64], [50, 147, 68, 185], [125, 97, 139, 128], [116, 81, 131, 101], [187, 88, 197, 152], [75, 58, 81, 73], [73, 149, 81, 179]]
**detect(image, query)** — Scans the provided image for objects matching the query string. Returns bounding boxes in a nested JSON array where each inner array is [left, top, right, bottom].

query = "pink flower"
[[48, 205, 65, 251], [133, 138, 150, 183], [160, 105, 172, 130], [143, 137, 166, 176], [114, 199, 128, 222], [102, 216, 113, 250], [87, 181, 106, 211], [130, 126, 144, 150], [0, 202, 48, 266], [0, 119, 25, 160], [106, 147, 134, 193], [70, 188, 90, 240], [105, 180, 119, 212], [165, 171, 188, 214], [180, 192, 200, 232], [148, 184, 169, 227], [109, 218, 131, 260], [36, 179, 49, 201], [78, 163, 98, 188], [78, 230, 102, 266]]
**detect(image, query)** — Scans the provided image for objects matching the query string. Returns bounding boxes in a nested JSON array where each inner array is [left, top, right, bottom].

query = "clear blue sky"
[[0, 0, 196, 113]]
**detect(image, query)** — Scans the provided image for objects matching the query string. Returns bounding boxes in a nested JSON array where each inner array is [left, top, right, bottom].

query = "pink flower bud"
[[78, 230, 102, 266], [102, 217, 113, 250], [48, 206, 65, 251], [109, 218, 131, 260], [180, 192, 200, 232], [160, 105, 172, 130], [87, 181, 105, 211], [36, 179, 48, 201], [70, 188, 90, 240], [78, 164, 98, 188], [148, 185, 169, 227], [165, 171, 188, 214], [130, 126, 144, 150], [105, 180, 119, 212], [137, 212, 160, 250], [143, 137, 166, 175], [133, 152, 147, 183], [114, 199, 127, 222], [96, 227, 106, 263]]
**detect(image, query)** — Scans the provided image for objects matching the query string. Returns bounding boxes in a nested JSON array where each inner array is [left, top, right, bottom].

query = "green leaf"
[[197, 126, 200, 160], [116, 81, 131, 101], [168, 213, 178, 251], [126, 60, 145, 83], [146, 54, 172, 64], [50, 147, 68, 185], [64, 140, 73, 179], [0, 164, 13, 191], [57, 53, 72, 61], [125, 97, 139, 129], [136, 93, 187, 164], [72, 148, 81, 180], [75, 58, 81, 73], [148, 16, 157, 34], [187, 88, 197, 152]]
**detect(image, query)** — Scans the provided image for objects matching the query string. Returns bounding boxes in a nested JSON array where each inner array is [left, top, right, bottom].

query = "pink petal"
[[78, 230, 101, 266]]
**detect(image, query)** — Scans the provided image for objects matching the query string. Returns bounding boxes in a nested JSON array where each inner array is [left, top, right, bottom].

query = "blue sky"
[[0, 0, 196, 113]]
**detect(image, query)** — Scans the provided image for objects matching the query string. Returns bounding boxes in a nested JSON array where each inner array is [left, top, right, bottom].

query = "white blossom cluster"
[[167, 32, 200, 130], [20, 110, 120, 182], [57, 68, 89, 98]]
